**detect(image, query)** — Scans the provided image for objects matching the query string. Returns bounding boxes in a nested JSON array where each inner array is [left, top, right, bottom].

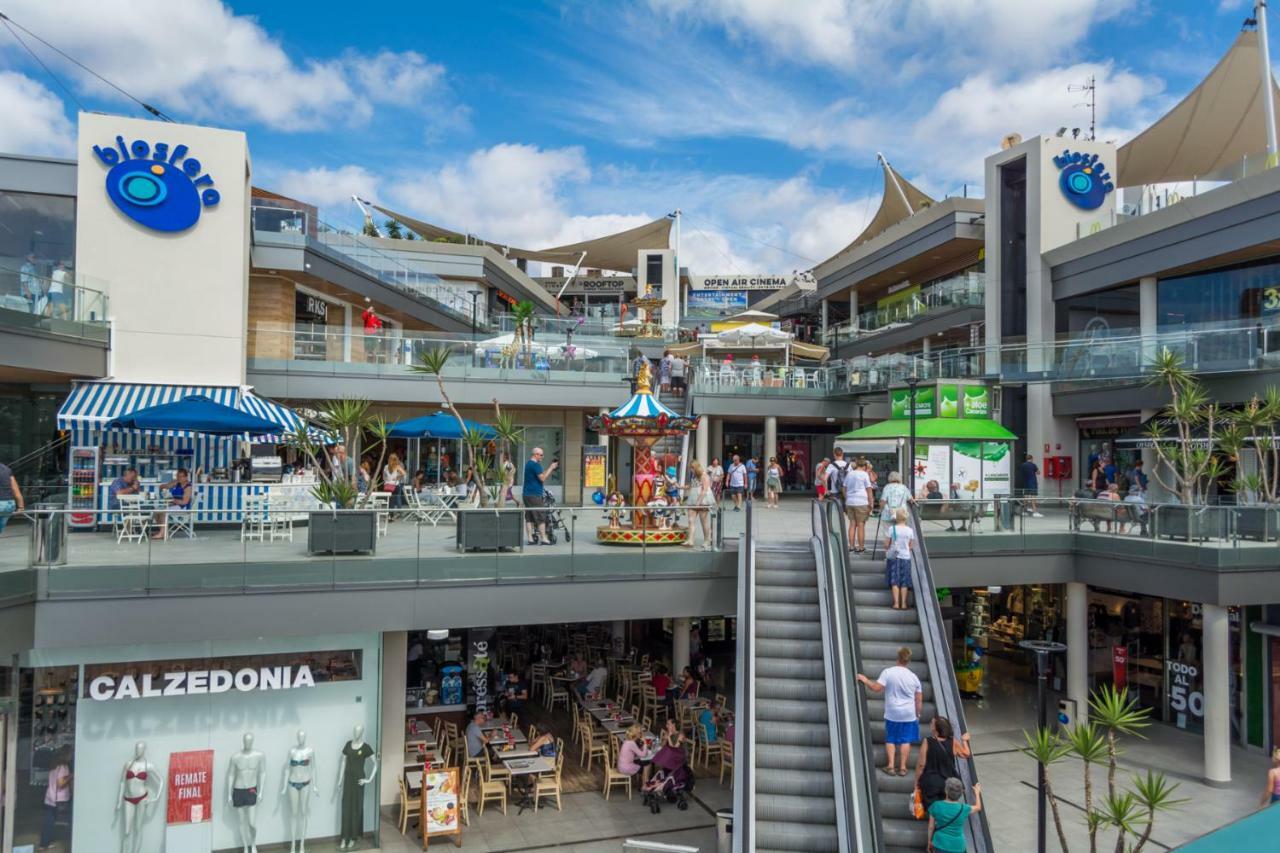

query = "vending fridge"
[[68, 446, 100, 529]]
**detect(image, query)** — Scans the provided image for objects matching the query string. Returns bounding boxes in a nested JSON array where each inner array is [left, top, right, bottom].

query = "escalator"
[[734, 500, 992, 852]]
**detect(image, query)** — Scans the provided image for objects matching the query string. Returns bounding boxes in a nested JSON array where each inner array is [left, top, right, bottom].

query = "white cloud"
[[650, 0, 859, 69], [0, 0, 450, 131], [270, 165, 382, 212], [0, 72, 74, 157]]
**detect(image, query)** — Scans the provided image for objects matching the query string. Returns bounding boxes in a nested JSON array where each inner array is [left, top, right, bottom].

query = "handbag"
[[382, 483, 397, 493], [910, 786, 925, 819]]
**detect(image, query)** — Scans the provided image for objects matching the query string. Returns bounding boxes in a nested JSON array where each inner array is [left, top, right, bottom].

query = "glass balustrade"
[[822, 271, 985, 348], [0, 269, 110, 343]]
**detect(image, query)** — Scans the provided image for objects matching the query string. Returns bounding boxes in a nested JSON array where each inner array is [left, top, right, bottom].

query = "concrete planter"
[[308, 511, 377, 554], [456, 510, 523, 552]]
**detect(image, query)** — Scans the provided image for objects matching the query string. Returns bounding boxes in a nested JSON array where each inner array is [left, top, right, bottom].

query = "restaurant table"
[[483, 728, 528, 746], [599, 716, 638, 735], [405, 769, 424, 793], [490, 745, 538, 760], [588, 706, 632, 722], [500, 755, 555, 813]]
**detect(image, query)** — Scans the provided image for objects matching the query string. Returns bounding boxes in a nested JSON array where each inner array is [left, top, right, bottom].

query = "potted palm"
[[413, 347, 523, 550], [287, 398, 389, 554]]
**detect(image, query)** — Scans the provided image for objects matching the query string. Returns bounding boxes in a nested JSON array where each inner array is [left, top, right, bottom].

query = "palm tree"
[[1089, 684, 1151, 802], [384, 219, 403, 239], [286, 398, 389, 508], [1128, 770, 1186, 853], [1065, 722, 1108, 853], [1144, 349, 1223, 503], [490, 398, 524, 502], [412, 346, 489, 506], [511, 300, 536, 356], [1020, 728, 1073, 852]]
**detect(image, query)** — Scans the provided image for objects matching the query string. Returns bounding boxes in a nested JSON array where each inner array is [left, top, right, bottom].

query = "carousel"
[[615, 285, 666, 339], [589, 361, 699, 545]]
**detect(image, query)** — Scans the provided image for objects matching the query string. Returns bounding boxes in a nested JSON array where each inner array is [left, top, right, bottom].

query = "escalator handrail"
[[906, 503, 994, 853], [812, 499, 883, 853], [732, 500, 754, 853]]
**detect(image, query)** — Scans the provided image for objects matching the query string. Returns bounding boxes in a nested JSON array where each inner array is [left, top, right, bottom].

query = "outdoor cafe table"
[[501, 754, 555, 813], [482, 727, 527, 746], [598, 716, 638, 735], [588, 705, 631, 723]]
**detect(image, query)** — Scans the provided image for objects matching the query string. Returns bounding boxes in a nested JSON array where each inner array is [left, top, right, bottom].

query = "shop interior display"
[[282, 729, 318, 853], [336, 725, 378, 850], [117, 741, 164, 853], [228, 732, 267, 853], [29, 668, 77, 790]]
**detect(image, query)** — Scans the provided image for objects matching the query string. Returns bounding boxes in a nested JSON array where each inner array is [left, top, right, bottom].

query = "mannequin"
[[334, 724, 378, 850], [227, 733, 266, 853], [280, 729, 318, 853], [115, 741, 163, 853]]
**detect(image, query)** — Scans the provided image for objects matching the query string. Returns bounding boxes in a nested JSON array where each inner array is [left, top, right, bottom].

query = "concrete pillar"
[[673, 616, 691, 676], [821, 298, 829, 335], [1139, 276, 1157, 367], [1066, 582, 1089, 723], [612, 620, 626, 657], [1203, 603, 1231, 786], [710, 417, 724, 464], [850, 289, 859, 331], [764, 416, 778, 466], [379, 631, 408, 805], [696, 412, 709, 465], [921, 336, 931, 357], [598, 407, 609, 446]]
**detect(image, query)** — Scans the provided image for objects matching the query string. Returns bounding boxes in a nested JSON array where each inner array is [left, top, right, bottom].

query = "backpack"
[[827, 459, 849, 498]]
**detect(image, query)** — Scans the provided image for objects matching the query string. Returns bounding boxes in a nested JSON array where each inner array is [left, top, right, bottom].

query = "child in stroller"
[[641, 744, 694, 813]]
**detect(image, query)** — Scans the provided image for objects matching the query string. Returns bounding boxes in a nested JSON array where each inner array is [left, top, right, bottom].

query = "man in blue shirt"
[[1128, 459, 1148, 492], [1020, 454, 1043, 518], [108, 468, 140, 510], [745, 457, 758, 501], [522, 447, 558, 545]]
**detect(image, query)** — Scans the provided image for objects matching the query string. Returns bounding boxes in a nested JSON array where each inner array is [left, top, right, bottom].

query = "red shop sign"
[[167, 749, 213, 825], [1112, 646, 1128, 690]]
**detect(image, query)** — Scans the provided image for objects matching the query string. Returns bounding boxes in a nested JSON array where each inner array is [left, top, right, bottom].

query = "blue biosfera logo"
[[92, 137, 220, 233], [1052, 149, 1114, 211]]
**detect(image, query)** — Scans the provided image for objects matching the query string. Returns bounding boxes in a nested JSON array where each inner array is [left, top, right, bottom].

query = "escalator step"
[[757, 657, 825, 679], [757, 699, 831, 724], [754, 793, 837, 824], [758, 601, 824, 622], [859, 640, 925, 660], [756, 743, 833, 772], [757, 677, 828, 701], [757, 637, 825, 659], [757, 768, 836, 797], [758, 583, 820, 604], [857, 622, 923, 643], [757, 619, 823, 641], [756, 821, 840, 853], [853, 588, 894, 606]]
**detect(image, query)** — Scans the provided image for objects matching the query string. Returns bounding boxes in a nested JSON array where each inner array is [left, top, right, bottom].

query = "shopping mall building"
[[2, 28, 1280, 851]]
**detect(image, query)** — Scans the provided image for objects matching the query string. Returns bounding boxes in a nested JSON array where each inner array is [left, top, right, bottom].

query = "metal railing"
[[822, 271, 984, 349], [907, 503, 993, 853], [0, 270, 110, 343], [2, 505, 733, 598], [731, 500, 754, 853], [813, 498, 882, 852]]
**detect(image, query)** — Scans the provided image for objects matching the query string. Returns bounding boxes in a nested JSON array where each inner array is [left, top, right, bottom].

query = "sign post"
[[420, 767, 463, 848]]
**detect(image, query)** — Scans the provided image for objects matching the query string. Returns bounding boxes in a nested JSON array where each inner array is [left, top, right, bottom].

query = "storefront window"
[[517, 428, 564, 490], [1089, 590, 1164, 715], [1056, 284, 1140, 338], [1157, 256, 1280, 330], [294, 290, 341, 361], [0, 190, 76, 296], [1164, 600, 1205, 734]]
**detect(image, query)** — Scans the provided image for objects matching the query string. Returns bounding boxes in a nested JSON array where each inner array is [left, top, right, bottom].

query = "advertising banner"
[[939, 384, 960, 418], [891, 386, 936, 419], [952, 441, 1011, 499], [1112, 646, 1128, 690], [876, 283, 920, 312], [167, 749, 214, 825], [686, 274, 789, 290], [980, 442, 1011, 498], [963, 386, 991, 418], [468, 629, 495, 715], [912, 444, 951, 493], [686, 289, 747, 319], [420, 767, 462, 847], [1166, 660, 1204, 729], [582, 446, 607, 489]]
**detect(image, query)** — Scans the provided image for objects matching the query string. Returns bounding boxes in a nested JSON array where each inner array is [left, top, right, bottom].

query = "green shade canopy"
[[839, 417, 1017, 441]]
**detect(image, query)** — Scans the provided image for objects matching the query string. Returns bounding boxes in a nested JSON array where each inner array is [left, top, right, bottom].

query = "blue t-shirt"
[[927, 800, 971, 852], [698, 708, 717, 743], [1020, 460, 1038, 489], [522, 460, 544, 498], [108, 477, 133, 510]]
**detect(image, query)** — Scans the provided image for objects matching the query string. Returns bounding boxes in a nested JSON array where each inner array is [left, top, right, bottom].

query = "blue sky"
[[0, 0, 1264, 271]]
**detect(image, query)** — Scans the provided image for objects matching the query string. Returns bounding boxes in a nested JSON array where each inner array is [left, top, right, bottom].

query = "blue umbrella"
[[107, 395, 284, 436], [389, 412, 497, 440]]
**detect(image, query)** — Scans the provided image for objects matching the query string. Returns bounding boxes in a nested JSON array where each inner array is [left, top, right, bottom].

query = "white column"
[[850, 289, 859, 331], [1202, 603, 1231, 786], [673, 616, 691, 676], [1067, 582, 1089, 723], [764, 416, 778, 466], [696, 413, 709, 465], [599, 407, 609, 446], [821, 298, 829, 335], [921, 336, 931, 357], [379, 631, 408, 805], [612, 620, 626, 657], [1139, 275, 1157, 367]]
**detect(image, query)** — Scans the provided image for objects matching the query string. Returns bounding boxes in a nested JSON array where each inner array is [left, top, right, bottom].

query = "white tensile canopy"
[[1116, 30, 1280, 187], [473, 333, 599, 359]]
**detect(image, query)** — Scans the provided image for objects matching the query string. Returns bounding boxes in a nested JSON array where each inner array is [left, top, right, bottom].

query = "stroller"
[[541, 492, 572, 544], [641, 744, 694, 813]]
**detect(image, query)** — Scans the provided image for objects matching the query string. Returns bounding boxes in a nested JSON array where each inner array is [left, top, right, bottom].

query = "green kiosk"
[[836, 381, 1016, 500]]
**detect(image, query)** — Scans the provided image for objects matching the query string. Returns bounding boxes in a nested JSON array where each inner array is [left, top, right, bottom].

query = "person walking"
[[726, 455, 747, 511], [522, 447, 558, 545], [708, 457, 724, 505], [0, 461, 27, 534], [1260, 748, 1280, 808], [879, 470, 912, 523], [501, 452, 517, 506], [928, 778, 983, 853], [843, 458, 874, 553], [815, 457, 830, 500], [684, 460, 715, 550], [764, 457, 783, 508], [914, 716, 972, 811], [745, 456, 758, 502], [659, 350, 673, 394], [884, 507, 915, 610], [1020, 453, 1044, 517], [826, 447, 850, 502], [856, 647, 923, 776], [39, 746, 72, 850], [671, 353, 687, 398]]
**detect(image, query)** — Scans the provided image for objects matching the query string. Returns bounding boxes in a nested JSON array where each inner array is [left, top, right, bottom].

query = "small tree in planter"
[[1144, 349, 1226, 504], [1020, 684, 1186, 852], [1220, 387, 1280, 505], [412, 345, 493, 507], [287, 398, 390, 506]]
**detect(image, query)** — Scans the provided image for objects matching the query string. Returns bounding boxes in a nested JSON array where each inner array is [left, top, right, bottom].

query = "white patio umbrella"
[[473, 333, 598, 359], [715, 322, 790, 347]]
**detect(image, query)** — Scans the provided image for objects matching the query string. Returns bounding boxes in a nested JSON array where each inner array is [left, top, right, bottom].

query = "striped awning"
[[239, 390, 331, 444], [608, 391, 680, 420], [57, 381, 324, 443]]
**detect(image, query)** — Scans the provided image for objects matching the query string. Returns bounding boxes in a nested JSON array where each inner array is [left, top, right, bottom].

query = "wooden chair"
[[579, 720, 609, 771], [527, 723, 538, 743], [459, 765, 472, 826], [485, 752, 512, 791], [569, 702, 582, 747], [530, 662, 547, 703], [533, 751, 564, 812], [630, 704, 641, 721], [641, 715, 653, 733], [398, 774, 421, 835], [719, 741, 734, 785], [693, 719, 726, 769], [477, 756, 508, 815], [549, 680, 570, 711], [602, 739, 633, 800]]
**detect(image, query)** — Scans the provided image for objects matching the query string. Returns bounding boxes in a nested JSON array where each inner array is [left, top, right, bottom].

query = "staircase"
[[753, 543, 838, 852]]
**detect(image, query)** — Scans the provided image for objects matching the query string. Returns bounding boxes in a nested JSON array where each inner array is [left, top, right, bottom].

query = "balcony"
[[822, 271, 984, 350], [0, 270, 109, 344]]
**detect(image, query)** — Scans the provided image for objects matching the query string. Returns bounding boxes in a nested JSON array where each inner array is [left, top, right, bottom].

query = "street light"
[[905, 376, 919, 493], [1019, 639, 1068, 853], [469, 289, 483, 366]]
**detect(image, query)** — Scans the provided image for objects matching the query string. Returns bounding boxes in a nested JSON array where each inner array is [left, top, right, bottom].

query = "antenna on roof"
[[1068, 75, 1097, 141]]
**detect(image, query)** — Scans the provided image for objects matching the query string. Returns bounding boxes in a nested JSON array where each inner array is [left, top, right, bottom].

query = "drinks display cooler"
[[68, 446, 100, 528]]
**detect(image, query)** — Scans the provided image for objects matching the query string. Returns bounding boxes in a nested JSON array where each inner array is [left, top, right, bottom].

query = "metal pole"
[[1260, 1, 1279, 163], [469, 290, 481, 366], [1020, 640, 1066, 853], [906, 376, 919, 493]]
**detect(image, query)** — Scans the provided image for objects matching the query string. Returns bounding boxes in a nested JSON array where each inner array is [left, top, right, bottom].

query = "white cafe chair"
[[241, 495, 268, 542], [267, 494, 294, 542], [116, 494, 149, 544], [166, 489, 198, 540]]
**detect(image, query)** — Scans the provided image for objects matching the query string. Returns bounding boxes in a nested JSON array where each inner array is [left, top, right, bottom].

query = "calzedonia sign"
[[84, 649, 362, 701], [92, 135, 221, 233]]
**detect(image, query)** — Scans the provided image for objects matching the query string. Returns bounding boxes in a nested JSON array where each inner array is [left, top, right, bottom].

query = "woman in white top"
[[383, 453, 407, 509], [684, 460, 715, 550], [708, 458, 725, 505], [501, 453, 517, 505], [884, 507, 915, 610]]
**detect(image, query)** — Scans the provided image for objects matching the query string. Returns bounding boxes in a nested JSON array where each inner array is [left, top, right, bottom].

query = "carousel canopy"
[[107, 395, 284, 436], [590, 361, 698, 438], [389, 412, 497, 440]]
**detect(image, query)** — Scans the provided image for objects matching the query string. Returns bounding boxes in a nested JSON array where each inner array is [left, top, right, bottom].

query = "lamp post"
[[857, 402, 866, 430], [469, 289, 483, 366], [905, 376, 919, 493], [1019, 639, 1067, 853]]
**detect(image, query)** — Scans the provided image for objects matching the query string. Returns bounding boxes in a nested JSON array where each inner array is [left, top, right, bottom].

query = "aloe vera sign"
[[939, 384, 960, 418], [891, 386, 935, 418], [963, 386, 990, 418]]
